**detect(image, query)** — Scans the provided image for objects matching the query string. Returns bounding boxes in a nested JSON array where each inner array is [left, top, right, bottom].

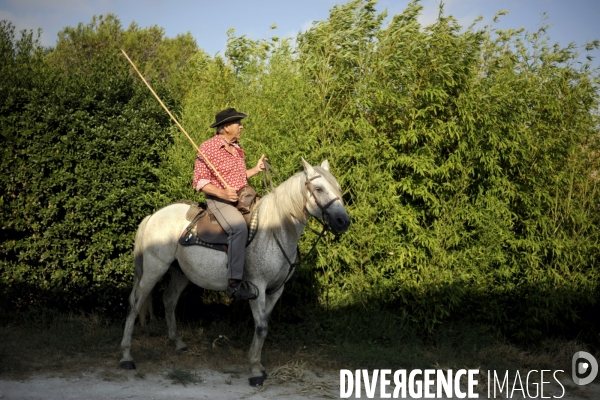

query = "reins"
[[266, 221, 330, 295], [262, 165, 340, 295], [262, 160, 281, 192]]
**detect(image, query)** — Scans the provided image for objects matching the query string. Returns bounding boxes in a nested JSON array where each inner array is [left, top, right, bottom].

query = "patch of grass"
[[134, 371, 146, 379], [101, 369, 127, 382], [165, 368, 203, 386], [255, 359, 337, 398], [0, 309, 124, 378]]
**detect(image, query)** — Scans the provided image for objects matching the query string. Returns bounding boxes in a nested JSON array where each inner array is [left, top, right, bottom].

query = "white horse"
[[119, 158, 350, 385]]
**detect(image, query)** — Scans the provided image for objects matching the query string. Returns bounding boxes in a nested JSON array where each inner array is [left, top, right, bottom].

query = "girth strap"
[[265, 223, 329, 295]]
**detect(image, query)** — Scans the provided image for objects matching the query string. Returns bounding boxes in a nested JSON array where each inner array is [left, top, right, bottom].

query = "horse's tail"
[[129, 215, 154, 327]]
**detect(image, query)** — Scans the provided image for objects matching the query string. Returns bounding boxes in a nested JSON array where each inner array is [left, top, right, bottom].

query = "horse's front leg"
[[248, 285, 284, 386]]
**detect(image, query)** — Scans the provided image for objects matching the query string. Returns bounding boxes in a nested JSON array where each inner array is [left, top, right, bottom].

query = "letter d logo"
[[572, 351, 598, 386]]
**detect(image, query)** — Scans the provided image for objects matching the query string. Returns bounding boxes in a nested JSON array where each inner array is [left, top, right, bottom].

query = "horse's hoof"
[[248, 370, 268, 386], [119, 361, 136, 370], [176, 346, 189, 353], [248, 375, 265, 386]]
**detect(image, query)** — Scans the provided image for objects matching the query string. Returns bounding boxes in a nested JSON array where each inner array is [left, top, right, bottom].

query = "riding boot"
[[226, 280, 258, 300]]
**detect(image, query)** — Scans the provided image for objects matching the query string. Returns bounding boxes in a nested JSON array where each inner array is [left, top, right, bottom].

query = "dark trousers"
[[206, 195, 247, 281]]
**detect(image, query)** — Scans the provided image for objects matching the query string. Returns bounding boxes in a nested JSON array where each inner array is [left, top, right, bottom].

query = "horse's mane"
[[256, 166, 342, 238]]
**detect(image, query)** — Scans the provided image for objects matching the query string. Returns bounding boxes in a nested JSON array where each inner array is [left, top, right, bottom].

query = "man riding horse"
[[193, 108, 266, 300]]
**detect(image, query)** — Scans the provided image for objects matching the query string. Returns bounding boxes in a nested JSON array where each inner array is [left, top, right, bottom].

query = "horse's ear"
[[321, 160, 330, 171], [302, 157, 315, 175]]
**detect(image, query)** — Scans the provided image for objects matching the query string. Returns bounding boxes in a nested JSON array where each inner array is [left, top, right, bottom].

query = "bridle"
[[265, 170, 342, 295], [303, 174, 341, 226], [262, 161, 341, 227]]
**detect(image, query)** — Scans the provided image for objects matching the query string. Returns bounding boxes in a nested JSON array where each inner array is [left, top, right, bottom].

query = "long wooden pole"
[[120, 49, 230, 189]]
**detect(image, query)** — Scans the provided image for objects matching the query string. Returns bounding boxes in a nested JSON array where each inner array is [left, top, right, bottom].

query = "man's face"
[[224, 120, 243, 142]]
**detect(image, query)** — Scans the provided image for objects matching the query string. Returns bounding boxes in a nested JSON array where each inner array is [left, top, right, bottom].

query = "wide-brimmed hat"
[[209, 108, 248, 128]]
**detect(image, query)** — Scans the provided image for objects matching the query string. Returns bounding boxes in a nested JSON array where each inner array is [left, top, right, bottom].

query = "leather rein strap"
[[262, 160, 281, 192]]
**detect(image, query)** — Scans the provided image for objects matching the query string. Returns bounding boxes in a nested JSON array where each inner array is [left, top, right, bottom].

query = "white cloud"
[[417, 0, 443, 27], [299, 19, 317, 33], [416, 0, 487, 30], [280, 19, 317, 45]]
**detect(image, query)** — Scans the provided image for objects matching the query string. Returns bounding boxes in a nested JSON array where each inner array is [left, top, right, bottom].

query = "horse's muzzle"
[[324, 209, 351, 235]]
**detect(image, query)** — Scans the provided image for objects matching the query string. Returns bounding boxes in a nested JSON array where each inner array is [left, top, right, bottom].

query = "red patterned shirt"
[[193, 134, 248, 191]]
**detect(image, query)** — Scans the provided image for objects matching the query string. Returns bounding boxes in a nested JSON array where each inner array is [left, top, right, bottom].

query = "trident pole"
[[120, 49, 230, 189]]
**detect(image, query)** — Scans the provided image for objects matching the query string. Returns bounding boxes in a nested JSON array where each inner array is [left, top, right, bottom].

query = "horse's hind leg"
[[120, 257, 170, 369], [164, 262, 189, 352]]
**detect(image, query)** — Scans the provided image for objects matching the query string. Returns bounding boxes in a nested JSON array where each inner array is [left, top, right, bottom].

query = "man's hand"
[[247, 154, 269, 179], [200, 183, 238, 202], [255, 154, 268, 172], [222, 187, 238, 202]]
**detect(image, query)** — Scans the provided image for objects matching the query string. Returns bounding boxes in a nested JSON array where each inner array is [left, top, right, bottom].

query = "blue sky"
[[1, 0, 599, 61]]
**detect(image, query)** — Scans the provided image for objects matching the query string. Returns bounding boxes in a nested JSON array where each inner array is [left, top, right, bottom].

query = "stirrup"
[[226, 280, 259, 300]]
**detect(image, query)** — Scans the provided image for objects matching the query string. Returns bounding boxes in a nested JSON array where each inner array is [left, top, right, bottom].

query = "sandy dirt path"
[[0, 368, 338, 400], [1, 368, 599, 399]]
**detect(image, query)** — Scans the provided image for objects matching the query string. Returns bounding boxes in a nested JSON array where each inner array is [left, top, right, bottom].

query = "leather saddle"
[[178, 188, 260, 252]]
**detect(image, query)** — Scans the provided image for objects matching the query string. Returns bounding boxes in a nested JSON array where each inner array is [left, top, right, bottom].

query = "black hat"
[[209, 108, 248, 128]]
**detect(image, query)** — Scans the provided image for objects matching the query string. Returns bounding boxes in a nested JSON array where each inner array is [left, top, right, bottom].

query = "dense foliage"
[[2, 1, 599, 341], [0, 17, 197, 308], [168, 0, 600, 340]]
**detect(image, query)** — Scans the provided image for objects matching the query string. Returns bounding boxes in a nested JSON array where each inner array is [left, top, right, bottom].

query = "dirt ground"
[[1, 368, 599, 399], [0, 367, 338, 400], [1, 313, 599, 399]]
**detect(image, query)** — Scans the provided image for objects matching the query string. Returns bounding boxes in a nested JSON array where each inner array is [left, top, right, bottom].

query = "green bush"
[[0, 18, 185, 309]]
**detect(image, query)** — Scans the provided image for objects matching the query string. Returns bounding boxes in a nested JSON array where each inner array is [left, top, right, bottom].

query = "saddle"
[[178, 187, 260, 253]]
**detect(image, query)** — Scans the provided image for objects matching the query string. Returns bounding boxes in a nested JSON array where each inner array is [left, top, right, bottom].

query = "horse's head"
[[301, 158, 351, 235]]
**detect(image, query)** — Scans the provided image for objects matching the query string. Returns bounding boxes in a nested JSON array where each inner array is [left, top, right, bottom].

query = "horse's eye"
[[315, 187, 323, 193]]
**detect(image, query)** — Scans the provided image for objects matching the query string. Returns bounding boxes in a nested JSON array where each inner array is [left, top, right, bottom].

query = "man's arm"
[[201, 183, 238, 203], [194, 149, 238, 202]]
